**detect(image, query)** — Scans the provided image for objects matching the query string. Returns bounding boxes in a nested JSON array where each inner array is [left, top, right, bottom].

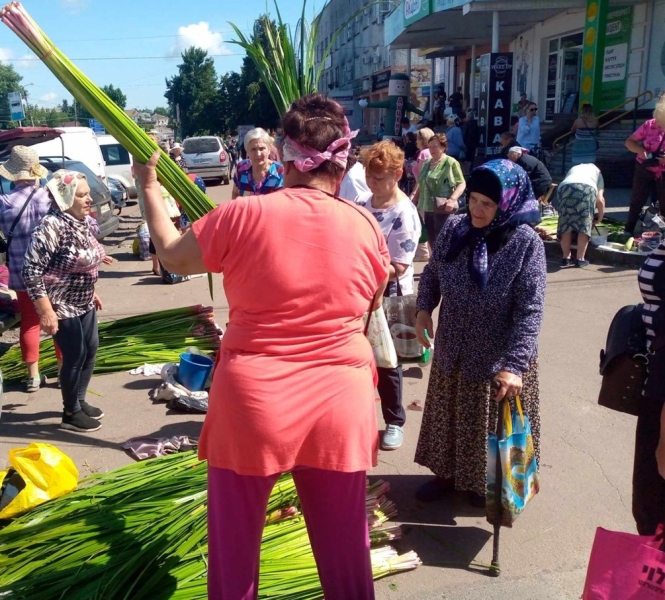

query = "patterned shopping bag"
[[486, 397, 540, 527]]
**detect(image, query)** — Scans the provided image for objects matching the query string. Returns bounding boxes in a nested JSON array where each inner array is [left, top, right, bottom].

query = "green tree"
[[165, 47, 219, 137], [101, 84, 127, 110], [0, 63, 24, 129], [153, 106, 169, 117]]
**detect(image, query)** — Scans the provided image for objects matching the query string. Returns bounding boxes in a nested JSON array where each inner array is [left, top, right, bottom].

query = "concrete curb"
[[543, 240, 646, 268]]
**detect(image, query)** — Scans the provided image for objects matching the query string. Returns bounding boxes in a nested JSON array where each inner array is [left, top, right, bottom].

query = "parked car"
[[0, 128, 119, 241], [97, 134, 137, 198], [181, 136, 230, 185], [107, 176, 127, 213]]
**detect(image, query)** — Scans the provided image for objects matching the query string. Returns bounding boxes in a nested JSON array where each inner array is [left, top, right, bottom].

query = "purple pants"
[[207, 465, 375, 600]]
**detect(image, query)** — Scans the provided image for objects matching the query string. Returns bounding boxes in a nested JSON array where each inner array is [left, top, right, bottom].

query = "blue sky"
[[0, 0, 315, 111]]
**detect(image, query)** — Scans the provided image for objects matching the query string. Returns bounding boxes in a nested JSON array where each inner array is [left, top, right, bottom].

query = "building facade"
[[314, 0, 430, 135]]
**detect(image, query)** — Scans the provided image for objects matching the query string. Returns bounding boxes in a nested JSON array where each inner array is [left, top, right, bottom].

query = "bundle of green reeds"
[[0, 452, 420, 599], [0, 305, 221, 383], [0, 2, 215, 224]]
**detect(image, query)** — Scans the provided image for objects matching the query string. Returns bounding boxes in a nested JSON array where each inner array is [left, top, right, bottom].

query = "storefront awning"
[[386, 0, 646, 49], [385, 0, 587, 49]]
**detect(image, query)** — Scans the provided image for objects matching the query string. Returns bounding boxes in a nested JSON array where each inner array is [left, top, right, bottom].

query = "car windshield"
[[183, 138, 220, 154]]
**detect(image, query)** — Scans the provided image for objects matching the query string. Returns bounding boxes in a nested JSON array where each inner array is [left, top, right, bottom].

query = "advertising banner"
[[404, 0, 430, 27], [478, 53, 514, 156], [600, 6, 633, 110]]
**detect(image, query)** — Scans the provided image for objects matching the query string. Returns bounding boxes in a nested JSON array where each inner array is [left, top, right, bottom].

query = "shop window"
[[561, 32, 583, 49], [549, 39, 559, 53]]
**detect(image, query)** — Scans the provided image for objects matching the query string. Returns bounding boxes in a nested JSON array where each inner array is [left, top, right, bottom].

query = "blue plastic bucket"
[[178, 352, 214, 392]]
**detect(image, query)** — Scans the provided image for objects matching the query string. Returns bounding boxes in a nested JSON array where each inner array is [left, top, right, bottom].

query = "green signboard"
[[600, 6, 633, 111], [579, 0, 608, 111], [404, 0, 430, 27]]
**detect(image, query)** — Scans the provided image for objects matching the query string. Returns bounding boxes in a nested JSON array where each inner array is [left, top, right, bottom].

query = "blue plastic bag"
[[486, 396, 540, 527]]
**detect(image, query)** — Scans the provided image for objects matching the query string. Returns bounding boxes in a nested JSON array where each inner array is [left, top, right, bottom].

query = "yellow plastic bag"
[[0, 443, 78, 519]]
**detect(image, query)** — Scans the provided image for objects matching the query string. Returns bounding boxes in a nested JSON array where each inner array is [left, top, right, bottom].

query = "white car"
[[97, 134, 137, 198], [182, 136, 230, 185]]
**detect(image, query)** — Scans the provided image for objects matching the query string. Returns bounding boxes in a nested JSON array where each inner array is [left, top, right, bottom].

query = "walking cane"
[[490, 394, 507, 577]]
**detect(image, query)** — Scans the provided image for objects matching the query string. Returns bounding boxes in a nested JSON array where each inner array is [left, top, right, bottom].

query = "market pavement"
[[0, 183, 644, 599]]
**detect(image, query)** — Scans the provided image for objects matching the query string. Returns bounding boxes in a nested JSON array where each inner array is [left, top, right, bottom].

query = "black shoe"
[[561, 258, 572, 267], [80, 401, 104, 420], [575, 259, 590, 268], [61, 410, 102, 433], [468, 492, 486, 508]]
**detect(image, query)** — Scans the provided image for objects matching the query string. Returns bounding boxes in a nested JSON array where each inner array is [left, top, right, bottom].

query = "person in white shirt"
[[355, 141, 421, 452], [401, 117, 417, 137], [338, 154, 370, 202]]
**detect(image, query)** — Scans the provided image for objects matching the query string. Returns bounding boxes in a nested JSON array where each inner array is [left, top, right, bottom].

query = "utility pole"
[[175, 103, 181, 142]]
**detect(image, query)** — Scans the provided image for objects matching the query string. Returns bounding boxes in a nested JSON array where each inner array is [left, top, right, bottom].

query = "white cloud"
[[59, 0, 89, 14], [169, 22, 231, 57], [0, 48, 13, 64], [15, 54, 38, 69], [39, 92, 58, 105]]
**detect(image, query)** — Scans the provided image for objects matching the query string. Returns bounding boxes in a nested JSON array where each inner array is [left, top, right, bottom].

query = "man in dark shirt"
[[506, 146, 553, 199], [449, 87, 464, 115]]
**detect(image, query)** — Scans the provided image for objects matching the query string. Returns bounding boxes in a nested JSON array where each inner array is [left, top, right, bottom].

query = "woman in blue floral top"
[[413, 159, 546, 507], [232, 127, 284, 198]]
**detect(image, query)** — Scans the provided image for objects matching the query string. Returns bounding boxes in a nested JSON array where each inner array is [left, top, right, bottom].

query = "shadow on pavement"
[[370, 474, 494, 574], [123, 378, 160, 391]]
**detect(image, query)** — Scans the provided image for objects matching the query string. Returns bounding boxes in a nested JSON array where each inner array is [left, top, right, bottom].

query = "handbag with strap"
[[642, 135, 665, 168], [0, 187, 38, 262], [598, 304, 665, 416]]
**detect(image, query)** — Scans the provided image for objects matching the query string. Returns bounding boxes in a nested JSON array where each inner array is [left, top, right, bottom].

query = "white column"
[[492, 11, 499, 53], [430, 58, 435, 122]]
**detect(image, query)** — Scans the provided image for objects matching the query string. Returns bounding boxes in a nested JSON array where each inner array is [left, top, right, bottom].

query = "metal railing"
[[552, 90, 654, 175]]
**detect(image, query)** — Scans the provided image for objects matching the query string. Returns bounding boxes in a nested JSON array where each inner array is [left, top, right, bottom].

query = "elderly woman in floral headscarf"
[[413, 159, 546, 507], [22, 170, 106, 434]]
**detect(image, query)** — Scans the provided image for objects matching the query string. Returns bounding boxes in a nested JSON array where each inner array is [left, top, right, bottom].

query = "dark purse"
[[598, 304, 665, 416]]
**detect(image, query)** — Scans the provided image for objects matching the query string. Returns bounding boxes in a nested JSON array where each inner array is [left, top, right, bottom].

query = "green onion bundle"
[[0, 452, 420, 599], [0, 305, 221, 383], [0, 2, 216, 223]]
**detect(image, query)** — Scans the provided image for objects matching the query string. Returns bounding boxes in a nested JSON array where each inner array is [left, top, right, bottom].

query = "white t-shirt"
[[355, 193, 421, 295], [401, 124, 418, 136], [561, 163, 604, 192], [339, 162, 370, 203]]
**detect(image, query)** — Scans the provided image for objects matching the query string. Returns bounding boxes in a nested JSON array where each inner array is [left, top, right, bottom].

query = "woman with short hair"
[[135, 93, 390, 599], [357, 141, 421, 451], [624, 94, 665, 235], [232, 127, 285, 198], [412, 132, 466, 245]]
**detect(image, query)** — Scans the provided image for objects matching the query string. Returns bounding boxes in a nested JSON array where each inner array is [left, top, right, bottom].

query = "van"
[[97, 134, 136, 198], [30, 127, 107, 182]]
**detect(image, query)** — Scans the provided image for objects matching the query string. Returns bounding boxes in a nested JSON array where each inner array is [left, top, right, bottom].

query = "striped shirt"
[[638, 241, 665, 345], [233, 160, 284, 197]]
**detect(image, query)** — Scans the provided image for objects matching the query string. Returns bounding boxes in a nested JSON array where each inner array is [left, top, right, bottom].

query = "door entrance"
[[545, 32, 584, 121]]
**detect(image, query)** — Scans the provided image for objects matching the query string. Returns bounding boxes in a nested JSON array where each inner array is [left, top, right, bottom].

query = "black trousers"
[[53, 309, 98, 414], [377, 365, 405, 427], [423, 211, 449, 247], [625, 162, 665, 234]]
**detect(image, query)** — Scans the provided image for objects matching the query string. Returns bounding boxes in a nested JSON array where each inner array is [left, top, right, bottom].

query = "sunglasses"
[[529, 107, 538, 112]]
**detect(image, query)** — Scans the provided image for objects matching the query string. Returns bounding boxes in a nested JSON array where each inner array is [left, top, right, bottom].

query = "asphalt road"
[[0, 181, 643, 599]]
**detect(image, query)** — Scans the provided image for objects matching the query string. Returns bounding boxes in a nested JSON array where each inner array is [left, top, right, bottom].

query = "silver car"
[[182, 136, 230, 185]]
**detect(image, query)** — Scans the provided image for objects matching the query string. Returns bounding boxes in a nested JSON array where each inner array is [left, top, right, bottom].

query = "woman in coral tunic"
[[135, 93, 390, 600]]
